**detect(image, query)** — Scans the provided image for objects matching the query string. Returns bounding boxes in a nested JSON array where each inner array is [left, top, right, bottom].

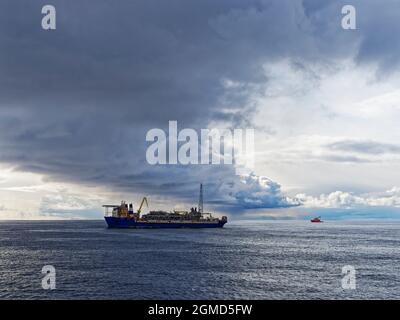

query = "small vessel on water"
[[311, 216, 323, 223], [103, 184, 227, 229]]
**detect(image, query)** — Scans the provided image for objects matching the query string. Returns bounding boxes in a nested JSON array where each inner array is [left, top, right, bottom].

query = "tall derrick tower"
[[198, 183, 203, 214]]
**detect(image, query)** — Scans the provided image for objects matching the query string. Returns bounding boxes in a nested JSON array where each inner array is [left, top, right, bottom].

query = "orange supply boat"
[[311, 216, 323, 223]]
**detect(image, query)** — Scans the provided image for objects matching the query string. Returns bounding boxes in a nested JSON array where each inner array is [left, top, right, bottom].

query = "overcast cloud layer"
[[1, 0, 400, 218]]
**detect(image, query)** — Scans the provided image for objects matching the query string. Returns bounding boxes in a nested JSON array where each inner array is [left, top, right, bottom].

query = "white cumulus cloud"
[[220, 173, 300, 209], [296, 187, 400, 209]]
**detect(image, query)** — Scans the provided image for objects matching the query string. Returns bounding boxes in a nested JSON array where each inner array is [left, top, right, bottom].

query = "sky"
[[1, 0, 400, 220]]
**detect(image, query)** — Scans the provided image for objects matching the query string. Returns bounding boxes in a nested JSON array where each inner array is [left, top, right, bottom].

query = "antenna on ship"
[[198, 183, 203, 214]]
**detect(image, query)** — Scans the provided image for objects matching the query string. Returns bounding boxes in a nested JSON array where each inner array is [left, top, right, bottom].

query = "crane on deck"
[[137, 197, 148, 217]]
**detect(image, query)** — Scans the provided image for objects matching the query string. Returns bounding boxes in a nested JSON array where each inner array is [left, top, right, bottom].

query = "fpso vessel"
[[103, 184, 227, 229]]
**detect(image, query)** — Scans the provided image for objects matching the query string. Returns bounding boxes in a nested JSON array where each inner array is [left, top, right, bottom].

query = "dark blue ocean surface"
[[0, 220, 399, 299]]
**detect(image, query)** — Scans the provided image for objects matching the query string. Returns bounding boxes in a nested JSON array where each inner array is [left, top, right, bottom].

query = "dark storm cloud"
[[303, 0, 400, 73], [352, 0, 400, 72], [0, 0, 398, 210]]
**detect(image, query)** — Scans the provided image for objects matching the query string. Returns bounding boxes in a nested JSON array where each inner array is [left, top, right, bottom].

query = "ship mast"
[[198, 183, 203, 214]]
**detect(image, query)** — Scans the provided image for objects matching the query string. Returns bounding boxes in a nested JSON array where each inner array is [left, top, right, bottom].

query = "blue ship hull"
[[105, 216, 226, 229]]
